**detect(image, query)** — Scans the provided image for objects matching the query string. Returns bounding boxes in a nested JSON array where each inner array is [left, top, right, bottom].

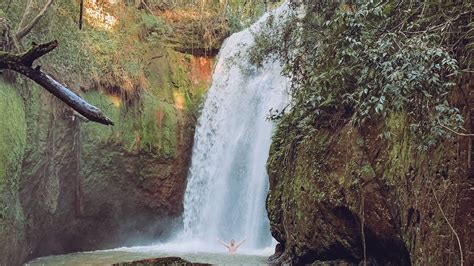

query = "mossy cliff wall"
[[0, 0, 226, 264], [267, 109, 472, 265], [0, 53, 210, 265], [0, 83, 27, 265]]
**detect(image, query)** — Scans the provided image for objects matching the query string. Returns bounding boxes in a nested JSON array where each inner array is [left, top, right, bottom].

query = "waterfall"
[[182, 2, 290, 250]]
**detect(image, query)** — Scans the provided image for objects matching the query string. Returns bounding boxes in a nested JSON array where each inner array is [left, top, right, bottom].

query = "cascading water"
[[25, 3, 294, 265], [181, 2, 290, 250]]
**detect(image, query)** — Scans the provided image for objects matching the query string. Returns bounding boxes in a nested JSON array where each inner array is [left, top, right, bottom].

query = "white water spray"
[[181, 2, 291, 250], [25, 4, 294, 265]]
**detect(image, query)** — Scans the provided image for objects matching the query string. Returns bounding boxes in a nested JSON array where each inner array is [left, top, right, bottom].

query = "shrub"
[[248, 1, 472, 150]]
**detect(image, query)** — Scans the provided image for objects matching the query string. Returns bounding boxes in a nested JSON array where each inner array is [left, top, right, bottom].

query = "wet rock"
[[266, 112, 471, 265], [14, 85, 198, 262], [0, 46, 206, 265], [113, 256, 210, 266]]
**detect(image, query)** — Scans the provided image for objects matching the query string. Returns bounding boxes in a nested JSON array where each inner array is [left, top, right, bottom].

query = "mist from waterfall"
[[181, 2, 290, 250], [25, 4, 293, 264]]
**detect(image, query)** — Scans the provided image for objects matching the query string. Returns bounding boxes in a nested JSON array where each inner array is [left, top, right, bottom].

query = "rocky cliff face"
[[0, 50, 211, 265], [0, 0, 222, 264], [267, 105, 473, 265]]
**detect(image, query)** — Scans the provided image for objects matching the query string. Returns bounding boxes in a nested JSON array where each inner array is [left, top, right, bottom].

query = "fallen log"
[[0, 40, 113, 125]]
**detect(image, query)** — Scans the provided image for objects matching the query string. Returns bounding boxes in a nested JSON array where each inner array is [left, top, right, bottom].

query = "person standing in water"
[[216, 237, 247, 254]]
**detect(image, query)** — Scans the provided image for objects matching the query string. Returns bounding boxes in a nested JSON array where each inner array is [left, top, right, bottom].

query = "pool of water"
[[26, 243, 272, 265]]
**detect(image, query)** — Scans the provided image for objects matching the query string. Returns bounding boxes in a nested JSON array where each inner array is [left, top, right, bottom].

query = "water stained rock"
[[113, 256, 210, 266], [266, 113, 471, 265]]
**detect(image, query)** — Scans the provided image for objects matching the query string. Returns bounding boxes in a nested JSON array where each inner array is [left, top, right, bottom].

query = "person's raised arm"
[[216, 238, 230, 248], [236, 237, 247, 248]]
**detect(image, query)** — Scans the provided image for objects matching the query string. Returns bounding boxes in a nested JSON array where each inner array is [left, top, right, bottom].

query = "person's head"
[[230, 239, 235, 246]]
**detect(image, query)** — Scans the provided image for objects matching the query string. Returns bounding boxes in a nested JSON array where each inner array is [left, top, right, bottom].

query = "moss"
[[81, 91, 136, 148], [20, 84, 61, 182], [0, 82, 26, 189], [384, 112, 415, 186], [267, 123, 338, 239], [270, 105, 469, 263], [141, 92, 177, 157], [4, 0, 211, 164], [0, 81, 27, 247], [81, 90, 178, 158], [360, 164, 375, 179]]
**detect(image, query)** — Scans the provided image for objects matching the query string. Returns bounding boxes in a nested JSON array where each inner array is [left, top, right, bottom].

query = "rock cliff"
[[0, 0, 224, 264], [267, 106, 472, 265]]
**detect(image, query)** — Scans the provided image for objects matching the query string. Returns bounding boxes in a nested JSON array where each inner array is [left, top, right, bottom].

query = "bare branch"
[[20, 40, 58, 66], [16, 0, 33, 36], [440, 123, 474, 137], [431, 184, 464, 266], [141, 0, 155, 16], [15, 0, 53, 41]]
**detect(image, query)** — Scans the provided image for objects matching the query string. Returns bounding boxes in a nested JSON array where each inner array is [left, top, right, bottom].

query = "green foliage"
[[1, 0, 213, 161], [145, 0, 281, 30], [4, 0, 96, 77], [141, 13, 168, 31], [249, 1, 472, 150], [224, 0, 272, 31], [384, 112, 414, 186]]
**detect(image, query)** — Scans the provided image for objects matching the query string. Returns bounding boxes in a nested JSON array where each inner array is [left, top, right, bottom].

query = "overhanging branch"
[[0, 40, 113, 125], [20, 40, 58, 66]]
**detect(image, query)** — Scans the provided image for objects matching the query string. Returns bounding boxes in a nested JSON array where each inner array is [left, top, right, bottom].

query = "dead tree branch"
[[431, 184, 464, 266], [438, 121, 474, 137], [0, 41, 113, 125]]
